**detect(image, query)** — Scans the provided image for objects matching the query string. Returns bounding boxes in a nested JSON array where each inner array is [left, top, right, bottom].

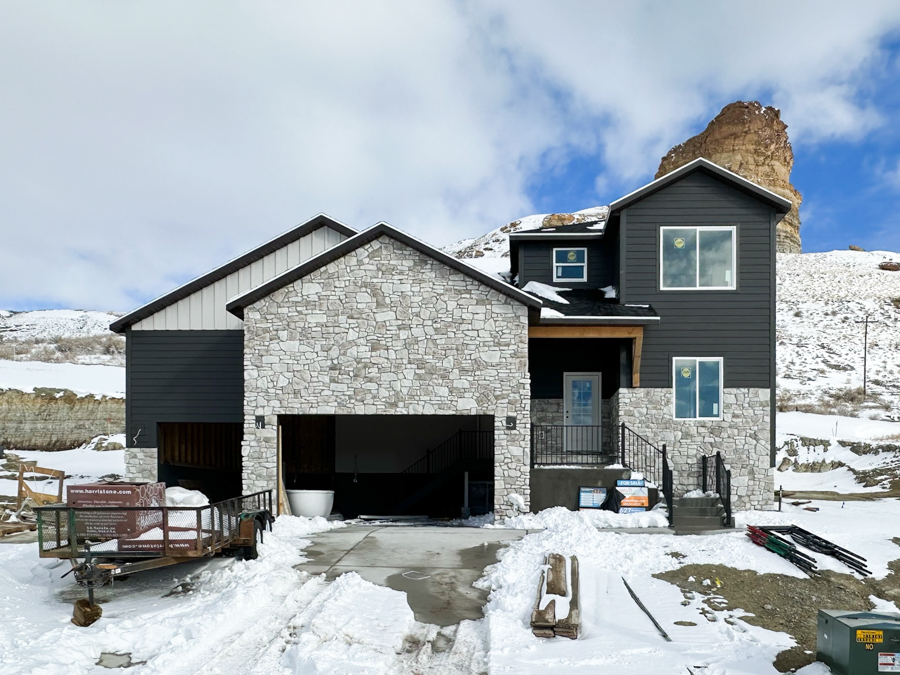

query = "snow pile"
[[496, 505, 669, 530], [479, 510, 795, 674], [777, 249, 900, 417], [522, 281, 570, 304], [0, 359, 124, 396], [0, 309, 120, 341], [166, 487, 210, 507]]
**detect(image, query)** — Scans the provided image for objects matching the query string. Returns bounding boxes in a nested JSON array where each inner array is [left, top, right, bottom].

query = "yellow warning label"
[[857, 629, 884, 643]]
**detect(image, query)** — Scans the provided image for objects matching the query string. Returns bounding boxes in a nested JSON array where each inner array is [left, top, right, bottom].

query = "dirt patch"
[[655, 559, 900, 672]]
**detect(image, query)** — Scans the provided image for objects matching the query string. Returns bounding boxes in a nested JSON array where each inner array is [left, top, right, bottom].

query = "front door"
[[563, 373, 601, 453]]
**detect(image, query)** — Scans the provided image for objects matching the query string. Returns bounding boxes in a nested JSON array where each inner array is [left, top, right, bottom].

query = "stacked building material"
[[530, 553, 580, 639]]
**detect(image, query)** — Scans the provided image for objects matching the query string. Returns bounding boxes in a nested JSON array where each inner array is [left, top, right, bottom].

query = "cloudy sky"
[[3, 1, 900, 311]]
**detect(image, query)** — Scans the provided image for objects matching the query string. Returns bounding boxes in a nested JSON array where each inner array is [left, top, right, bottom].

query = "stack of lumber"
[[530, 553, 580, 639]]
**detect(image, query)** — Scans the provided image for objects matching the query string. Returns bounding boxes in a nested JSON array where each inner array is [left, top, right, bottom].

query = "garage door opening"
[[157, 422, 242, 502], [280, 415, 494, 519]]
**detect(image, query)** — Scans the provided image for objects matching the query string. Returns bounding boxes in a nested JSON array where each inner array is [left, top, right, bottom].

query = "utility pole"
[[854, 314, 879, 399]]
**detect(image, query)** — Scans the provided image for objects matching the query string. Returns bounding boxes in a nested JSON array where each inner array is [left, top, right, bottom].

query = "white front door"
[[563, 373, 601, 453]]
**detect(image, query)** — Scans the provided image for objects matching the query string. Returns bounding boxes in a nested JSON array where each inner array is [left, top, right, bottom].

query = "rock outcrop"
[[657, 101, 802, 253], [0, 388, 124, 451]]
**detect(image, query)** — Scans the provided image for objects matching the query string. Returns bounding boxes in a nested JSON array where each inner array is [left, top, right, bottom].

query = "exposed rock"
[[879, 261, 900, 272], [0, 388, 124, 451], [657, 101, 803, 254], [849, 245, 866, 252]]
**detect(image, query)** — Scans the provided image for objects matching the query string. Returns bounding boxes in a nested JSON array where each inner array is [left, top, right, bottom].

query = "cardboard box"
[[67, 482, 165, 539], [118, 527, 202, 554]]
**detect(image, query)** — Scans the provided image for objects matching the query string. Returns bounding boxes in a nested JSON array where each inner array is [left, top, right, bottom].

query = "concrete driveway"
[[295, 525, 528, 626]]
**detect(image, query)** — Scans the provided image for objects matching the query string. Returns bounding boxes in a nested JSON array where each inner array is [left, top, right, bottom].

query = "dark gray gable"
[[610, 157, 792, 216], [110, 214, 356, 333], [226, 222, 542, 319]]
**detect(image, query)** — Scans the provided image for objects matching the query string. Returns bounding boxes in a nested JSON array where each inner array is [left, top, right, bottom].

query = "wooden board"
[[0, 521, 37, 538], [555, 555, 580, 639]]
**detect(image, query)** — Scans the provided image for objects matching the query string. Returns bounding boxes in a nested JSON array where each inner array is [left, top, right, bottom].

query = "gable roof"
[[609, 157, 792, 215], [110, 214, 356, 333], [226, 222, 542, 319]]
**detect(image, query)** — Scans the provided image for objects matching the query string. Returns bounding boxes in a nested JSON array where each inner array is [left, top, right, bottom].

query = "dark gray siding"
[[529, 338, 631, 399], [621, 171, 775, 389], [519, 238, 616, 289], [126, 330, 244, 448]]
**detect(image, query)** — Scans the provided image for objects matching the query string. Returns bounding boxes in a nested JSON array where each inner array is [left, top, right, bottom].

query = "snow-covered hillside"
[[777, 250, 900, 420], [0, 309, 120, 340], [445, 206, 609, 262], [0, 309, 124, 366]]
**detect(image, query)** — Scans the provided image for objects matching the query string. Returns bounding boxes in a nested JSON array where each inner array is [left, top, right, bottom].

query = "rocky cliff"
[[0, 388, 124, 451], [657, 101, 802, 253]]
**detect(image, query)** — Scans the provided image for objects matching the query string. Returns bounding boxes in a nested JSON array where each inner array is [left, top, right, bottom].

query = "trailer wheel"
[[243, 519, 264, 561]]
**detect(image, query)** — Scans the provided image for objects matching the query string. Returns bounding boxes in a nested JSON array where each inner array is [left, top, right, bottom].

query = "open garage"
[[279, 415, 494, 518]]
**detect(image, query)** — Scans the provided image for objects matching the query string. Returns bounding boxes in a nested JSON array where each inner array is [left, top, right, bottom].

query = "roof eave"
[[110, 213, 356, 333], [226, 222, 542, 318], [609, 158, 792, 215]]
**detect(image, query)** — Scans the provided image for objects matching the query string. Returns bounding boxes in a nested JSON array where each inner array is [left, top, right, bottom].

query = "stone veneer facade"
[[124, 446, 158, 483], [613, 387, 772, 509], [240, 235, 532, 519]]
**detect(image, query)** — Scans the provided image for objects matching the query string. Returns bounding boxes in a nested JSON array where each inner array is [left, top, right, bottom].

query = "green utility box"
[[817, 610, 900, 674]]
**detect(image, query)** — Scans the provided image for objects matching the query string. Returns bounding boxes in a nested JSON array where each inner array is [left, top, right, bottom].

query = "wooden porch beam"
[[632, 332, 643, 388], [528, 325, 643, 339]]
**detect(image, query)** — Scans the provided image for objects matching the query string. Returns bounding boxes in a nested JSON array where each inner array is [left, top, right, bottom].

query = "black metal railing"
[[619, 423, 666, 488], [661, 450, 674, 527], [401, 430, 493, 475], [702, 451, 733, 527], [530, 424, 608, 466]]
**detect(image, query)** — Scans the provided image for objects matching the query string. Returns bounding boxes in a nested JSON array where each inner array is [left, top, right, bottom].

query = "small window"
[[673, 357, 722, 420], [661, 227, 735, 290], [553, 248, 587, 282]]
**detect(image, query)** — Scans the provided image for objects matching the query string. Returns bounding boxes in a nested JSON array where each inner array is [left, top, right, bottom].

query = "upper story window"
[[660, 226, 735, 290], [553, 248, 587, 282]]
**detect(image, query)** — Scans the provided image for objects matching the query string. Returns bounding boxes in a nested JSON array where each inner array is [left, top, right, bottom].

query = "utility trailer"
[[35, 490, 273, 621]]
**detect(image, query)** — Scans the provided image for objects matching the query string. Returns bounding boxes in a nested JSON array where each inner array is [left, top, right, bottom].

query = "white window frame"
[[672, 356, 724, 421], [659, 226, 736, 291], [552, 247, 588, 282]]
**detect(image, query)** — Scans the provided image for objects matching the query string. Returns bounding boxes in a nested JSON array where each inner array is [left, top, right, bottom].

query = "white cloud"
[[1, 1, 899, 310]]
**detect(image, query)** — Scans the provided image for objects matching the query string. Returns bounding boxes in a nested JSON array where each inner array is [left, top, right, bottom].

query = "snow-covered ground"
[[3, 497, 894, 674], [0, 359, 124, 397], [775, 411, 900, 494], [0, 435, 126, 499]]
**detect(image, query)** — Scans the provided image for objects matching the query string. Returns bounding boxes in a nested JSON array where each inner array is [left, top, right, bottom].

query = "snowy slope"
[[777, 250, 900, 418], [0, 309, 121, 340], [445, 206, 609, 262]]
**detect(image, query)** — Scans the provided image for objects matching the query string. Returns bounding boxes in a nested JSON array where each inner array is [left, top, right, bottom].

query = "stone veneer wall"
[[530, 398, 615, 455], [613, 388, 772, 509], [125, 447, 158, 482], [241, 236, 532, 519]]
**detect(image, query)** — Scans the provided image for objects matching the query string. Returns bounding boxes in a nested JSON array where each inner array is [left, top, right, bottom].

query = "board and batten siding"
[[620, 170, 776, 390], [126, 330, 244, 448], [133, 226, 347, 330]]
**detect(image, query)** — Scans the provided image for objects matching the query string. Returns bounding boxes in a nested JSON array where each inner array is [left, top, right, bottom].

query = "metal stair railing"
[[619, 423, 673, 527], [401, 430, 493, 475], [701, 451, 733, 527]]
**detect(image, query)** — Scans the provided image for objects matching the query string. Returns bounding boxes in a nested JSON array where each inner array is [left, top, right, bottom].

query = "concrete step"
[[675, 526, 733, 536], [671, 515, 726, 529], [674, 506, 726, 518], [675, 497, 720, 508]]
